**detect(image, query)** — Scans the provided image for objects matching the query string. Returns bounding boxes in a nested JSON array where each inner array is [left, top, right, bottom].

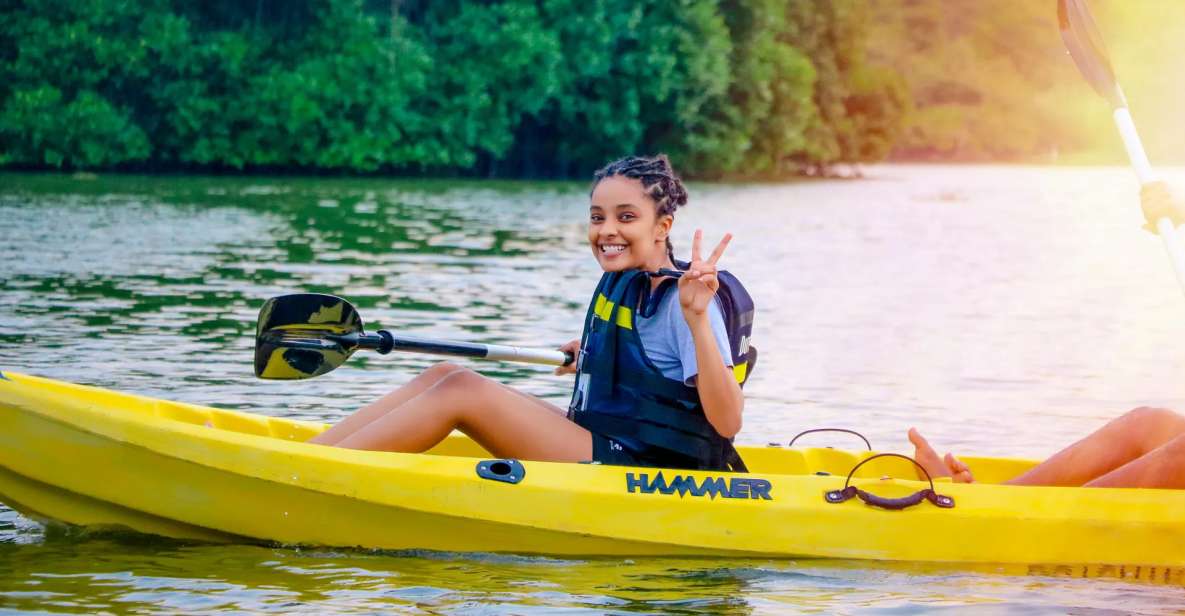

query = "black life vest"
[[567, 267, 756, 472]]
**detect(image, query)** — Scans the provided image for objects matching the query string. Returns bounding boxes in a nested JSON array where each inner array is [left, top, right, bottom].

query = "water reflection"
[[0, 175, 593, 414], [0, 531, 1180, 614]]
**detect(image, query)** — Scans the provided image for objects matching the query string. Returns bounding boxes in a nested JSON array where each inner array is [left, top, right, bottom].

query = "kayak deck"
[[1, 370, 1183, 571]]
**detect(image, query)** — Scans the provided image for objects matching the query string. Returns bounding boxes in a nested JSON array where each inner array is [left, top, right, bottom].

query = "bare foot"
[[908, 427, 951, 480], [944, 452, 975, 483]]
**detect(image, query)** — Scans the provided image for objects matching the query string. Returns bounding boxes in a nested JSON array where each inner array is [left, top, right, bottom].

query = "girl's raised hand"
[[678, 230, 731, 322]]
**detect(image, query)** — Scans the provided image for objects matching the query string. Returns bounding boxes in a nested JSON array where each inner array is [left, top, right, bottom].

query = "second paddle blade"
[[254, 293, 364, 379], [1058, 0, 1125, 108]]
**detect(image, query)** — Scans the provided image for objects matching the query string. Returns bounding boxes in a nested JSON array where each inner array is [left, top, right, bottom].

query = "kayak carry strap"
[[787, 428, 872, 451], [824, 453, 955, 510]]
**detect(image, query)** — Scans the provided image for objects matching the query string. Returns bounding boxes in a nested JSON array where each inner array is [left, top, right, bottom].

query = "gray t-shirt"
[[635, 288, 733, 385]]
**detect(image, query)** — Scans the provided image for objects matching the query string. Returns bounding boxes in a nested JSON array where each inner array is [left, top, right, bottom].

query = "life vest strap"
[[626, 396, 723, 436], [574, 412, 719, 463], [615, 369, 699, 403]]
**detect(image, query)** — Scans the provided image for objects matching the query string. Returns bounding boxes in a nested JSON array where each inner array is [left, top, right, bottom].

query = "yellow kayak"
[[1, 370, 1183, 572]]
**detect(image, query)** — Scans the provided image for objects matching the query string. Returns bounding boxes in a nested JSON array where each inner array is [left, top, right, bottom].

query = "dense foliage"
[[864, 0, 1185, 163], [865, 0, 1079, 161], [0, 0, 904, 176]]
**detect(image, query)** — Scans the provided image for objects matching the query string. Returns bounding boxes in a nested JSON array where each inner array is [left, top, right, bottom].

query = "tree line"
[[0, 0, 910, 177]]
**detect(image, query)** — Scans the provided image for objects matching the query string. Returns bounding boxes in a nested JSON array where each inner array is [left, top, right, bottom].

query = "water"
[[1, 166, 1184, 613]]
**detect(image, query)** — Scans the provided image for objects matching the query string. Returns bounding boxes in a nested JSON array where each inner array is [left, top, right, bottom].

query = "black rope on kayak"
[[787, 428, 872, 451], [824, 453, 955, 510]]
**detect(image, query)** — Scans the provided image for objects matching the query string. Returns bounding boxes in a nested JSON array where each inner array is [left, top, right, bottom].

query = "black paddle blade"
[[254, 293, 364, 379], [1058, 0, 1126, 108]]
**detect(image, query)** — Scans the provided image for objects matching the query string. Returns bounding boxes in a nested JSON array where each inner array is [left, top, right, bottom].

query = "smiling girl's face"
[[589, 176, 673, 273]]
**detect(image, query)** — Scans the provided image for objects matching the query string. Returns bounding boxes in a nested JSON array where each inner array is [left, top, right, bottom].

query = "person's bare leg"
[[910, 407, 1185, 486], [1004, 407, 1185, 486], [309, 362, 466, 445], [335, 367, 593, 462], [1084, 433, 1185, 489]]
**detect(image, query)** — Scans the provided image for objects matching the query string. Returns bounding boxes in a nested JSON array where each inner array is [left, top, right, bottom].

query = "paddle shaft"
[[378, 331, 574, 367], [1059, 0, 1185, 295], [1111, 93, 1185, 295]]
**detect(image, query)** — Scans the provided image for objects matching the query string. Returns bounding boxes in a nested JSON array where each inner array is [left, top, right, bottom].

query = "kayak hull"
[[1, 371, 1184, 569]]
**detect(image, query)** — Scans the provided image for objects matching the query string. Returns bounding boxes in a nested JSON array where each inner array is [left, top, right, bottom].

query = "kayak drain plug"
[[476, 459, 525, 485]]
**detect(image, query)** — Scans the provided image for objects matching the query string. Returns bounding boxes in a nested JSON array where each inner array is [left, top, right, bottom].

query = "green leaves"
[[0, 87, 150, 168], [0, 0, 907, 176]]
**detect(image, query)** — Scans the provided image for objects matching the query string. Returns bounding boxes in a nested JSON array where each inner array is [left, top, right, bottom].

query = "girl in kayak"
[[910, 181, 1185, 488], [311, 155, 749, 470]]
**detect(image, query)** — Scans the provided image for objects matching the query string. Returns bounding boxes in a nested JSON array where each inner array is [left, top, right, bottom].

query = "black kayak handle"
[[824, 453, 955, 510], [788, 428, 872, 451]]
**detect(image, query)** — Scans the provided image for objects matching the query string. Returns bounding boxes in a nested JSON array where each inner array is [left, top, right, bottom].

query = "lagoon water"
[[2, 166, 1184, 613]]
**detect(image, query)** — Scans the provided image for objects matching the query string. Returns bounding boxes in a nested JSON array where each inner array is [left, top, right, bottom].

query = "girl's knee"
[[379, 363, 465, 397], [431, 369, 499, 419], [414, 366, 488, 404], [1122, 406, 1182, 428], [1114, 407, 1185, 455], [419, 362, 468, 382], [435, 366, 487, 392]]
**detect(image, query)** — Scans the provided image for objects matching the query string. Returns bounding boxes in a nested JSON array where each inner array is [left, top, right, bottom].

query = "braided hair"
[[591, 154, 689, 267]]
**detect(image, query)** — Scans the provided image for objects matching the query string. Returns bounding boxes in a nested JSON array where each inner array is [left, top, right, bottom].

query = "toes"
[[944, 453, 975, 483]]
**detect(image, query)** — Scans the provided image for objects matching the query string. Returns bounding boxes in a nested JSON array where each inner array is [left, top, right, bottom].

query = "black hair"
[[591, 154, 688, 267]]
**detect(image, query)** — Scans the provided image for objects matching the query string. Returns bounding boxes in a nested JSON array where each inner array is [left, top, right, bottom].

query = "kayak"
[[1, 370, 1184, 573]]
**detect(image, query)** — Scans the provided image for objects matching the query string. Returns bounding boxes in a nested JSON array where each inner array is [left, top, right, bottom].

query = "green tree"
[[684, 0, 819, 177], [865, 0, 1080, 161], [0, 0, 912, 175], [786, 0, 908, 170], [0, 0, 159, 167]]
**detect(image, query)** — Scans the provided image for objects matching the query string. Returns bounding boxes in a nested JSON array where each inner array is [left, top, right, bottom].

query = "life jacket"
[[567, 265, 756, 472]]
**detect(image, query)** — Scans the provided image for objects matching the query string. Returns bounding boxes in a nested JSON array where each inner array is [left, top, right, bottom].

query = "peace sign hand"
[[678, 230, 732, 323]]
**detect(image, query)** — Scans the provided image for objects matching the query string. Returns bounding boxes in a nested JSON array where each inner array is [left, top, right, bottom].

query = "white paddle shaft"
[[1155, 217, 1185, 293], [483, 344, 570, 366], [1112, 106, 1185, 295], [1114, 107, 1154, 183]]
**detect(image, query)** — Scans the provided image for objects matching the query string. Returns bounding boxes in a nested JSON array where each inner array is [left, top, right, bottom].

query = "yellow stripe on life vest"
[[594, 294, 633, 330], [594, 294, 609, 320], [733, 361, 748, 384], [595, 296, 742, 372]]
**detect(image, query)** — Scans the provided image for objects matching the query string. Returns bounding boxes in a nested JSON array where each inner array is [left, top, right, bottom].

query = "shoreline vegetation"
[[2, 1, 1182, 179]]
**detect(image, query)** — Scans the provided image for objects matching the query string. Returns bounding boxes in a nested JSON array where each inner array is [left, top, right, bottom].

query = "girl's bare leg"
[[1084, 433, 1185, 489], [335, 366, 593, 462], [1004, 407, 1185, 486], [309, 362, 466, 445]]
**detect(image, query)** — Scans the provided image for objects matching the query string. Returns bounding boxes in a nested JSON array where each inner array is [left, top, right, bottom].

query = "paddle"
[[1058, 0, 1185, 294], [254, 293, 574, 380]]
